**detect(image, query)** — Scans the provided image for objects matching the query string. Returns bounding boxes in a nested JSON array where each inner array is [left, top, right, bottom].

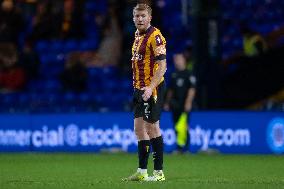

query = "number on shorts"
[[144, 102, 150, 116]]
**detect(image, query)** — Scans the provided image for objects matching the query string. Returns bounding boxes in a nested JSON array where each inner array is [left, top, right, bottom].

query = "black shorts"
[[133, 81, 166, 123]]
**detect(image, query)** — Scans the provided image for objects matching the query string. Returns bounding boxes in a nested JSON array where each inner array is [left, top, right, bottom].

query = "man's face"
[[174, 54, 186, 71], [133, 9, 152, 32], [1, 0, 14, 12]]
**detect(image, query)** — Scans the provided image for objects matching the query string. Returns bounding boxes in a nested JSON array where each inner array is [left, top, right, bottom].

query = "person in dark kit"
[[164, 53, 196, 153], [0, 0, 25, 46], [59, 52, 87, 93]]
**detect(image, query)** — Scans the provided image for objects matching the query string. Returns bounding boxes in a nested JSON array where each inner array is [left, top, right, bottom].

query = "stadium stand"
[[0, 0, 283, 112]]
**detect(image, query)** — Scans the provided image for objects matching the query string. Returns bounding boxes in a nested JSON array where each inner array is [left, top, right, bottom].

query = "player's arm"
[[184, 88, 196, 112], [149, 58, 167, 90], [142, 58, 167, 101], [142, 33, 167, 101], [184, 75, 197, 112]]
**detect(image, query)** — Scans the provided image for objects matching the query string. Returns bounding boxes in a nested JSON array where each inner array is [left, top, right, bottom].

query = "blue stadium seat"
[[1, 93, 19, 107], [120, 79, 132, 91], [18, 93, 29, 105], [44, 79, 61, 92], [78, 92, 91, 103], [35, 40, 49, 53], [85, 0, 107, 12], [79, 39, 98, 51], [64, 40, 79, 52], [40, 53, 64, 65], [233, 38, 243, 49], [85, 1, 96, 11], [49, 40, 64, 52], [63, 92, 77, 103]]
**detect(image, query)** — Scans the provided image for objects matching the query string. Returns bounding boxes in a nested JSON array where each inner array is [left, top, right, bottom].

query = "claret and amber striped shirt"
[[131, 26, 166, 89]]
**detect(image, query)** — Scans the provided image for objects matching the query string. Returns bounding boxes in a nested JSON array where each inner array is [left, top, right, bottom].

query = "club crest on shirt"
[[155, 35, 163, 46]]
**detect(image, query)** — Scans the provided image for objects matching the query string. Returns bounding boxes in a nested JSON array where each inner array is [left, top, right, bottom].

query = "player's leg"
[[144, 82, 166, 181], [123, 89, 151, 181], [123, 118, 150, 181], [135, 117, 151, 175], [145, 121, 165, 181]]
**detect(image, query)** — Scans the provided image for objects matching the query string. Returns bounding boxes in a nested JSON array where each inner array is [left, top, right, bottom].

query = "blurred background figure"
[[164, 53, 196, 154], [223, 24, 268, 66], [53, 0, 85, 40], [183, 45, 194, 72], [0, 0, 25, 46], [18, 40, 40, 81], [0, 43, 26, 93], [84, 3, 122, 67], [241, 25, 268, 57], [59, 52, 87, 93], [28, 0, 54, 43]]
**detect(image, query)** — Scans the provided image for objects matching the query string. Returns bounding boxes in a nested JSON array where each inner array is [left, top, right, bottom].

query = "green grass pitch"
[[0, 153, 284, 189]]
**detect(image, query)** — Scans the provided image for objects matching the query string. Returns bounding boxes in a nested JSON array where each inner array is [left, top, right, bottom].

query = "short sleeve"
[[188, 74, 197, 88], [150, 31, 167, 58]]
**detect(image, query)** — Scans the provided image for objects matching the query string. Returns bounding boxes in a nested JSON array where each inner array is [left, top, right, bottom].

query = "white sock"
[[154, 170, 163, 173], [137, 168, 147, 174]]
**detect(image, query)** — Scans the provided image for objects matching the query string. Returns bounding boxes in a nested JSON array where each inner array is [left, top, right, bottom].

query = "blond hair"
[[133, 3, 152, 16]]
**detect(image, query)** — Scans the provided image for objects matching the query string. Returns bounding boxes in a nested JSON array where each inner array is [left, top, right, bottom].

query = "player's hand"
[[141, 86, 153, 101], [184, 103, 192, 112]]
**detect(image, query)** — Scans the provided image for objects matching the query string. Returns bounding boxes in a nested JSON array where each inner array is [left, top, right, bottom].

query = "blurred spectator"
[[183, 45, 194, 72], [0, 43, 27, 92], [266, 24, 284, 48], [28, 0, 54, 42], [83, 4, 122, 67], [118, 0, 136, 74], [93, 11, 107, 43], [0, 0, 25, 46], [53, 0, 85, 40], [223, 25, 268, 66], [241, 25, 268, 57], [18, 40, 40, 80], [59, 52, 87, 93]]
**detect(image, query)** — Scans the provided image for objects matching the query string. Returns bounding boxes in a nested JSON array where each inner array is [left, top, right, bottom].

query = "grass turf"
[[0, 153, 284, 189]]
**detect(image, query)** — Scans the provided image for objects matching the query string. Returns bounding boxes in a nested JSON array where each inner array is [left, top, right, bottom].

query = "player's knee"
[[145, 127, 151, 136], [146, 122, 161, 138], [134, 126, 145, 137]]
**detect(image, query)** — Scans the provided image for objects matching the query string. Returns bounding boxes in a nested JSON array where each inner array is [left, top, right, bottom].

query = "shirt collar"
[[137, 25, 153, 35]]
